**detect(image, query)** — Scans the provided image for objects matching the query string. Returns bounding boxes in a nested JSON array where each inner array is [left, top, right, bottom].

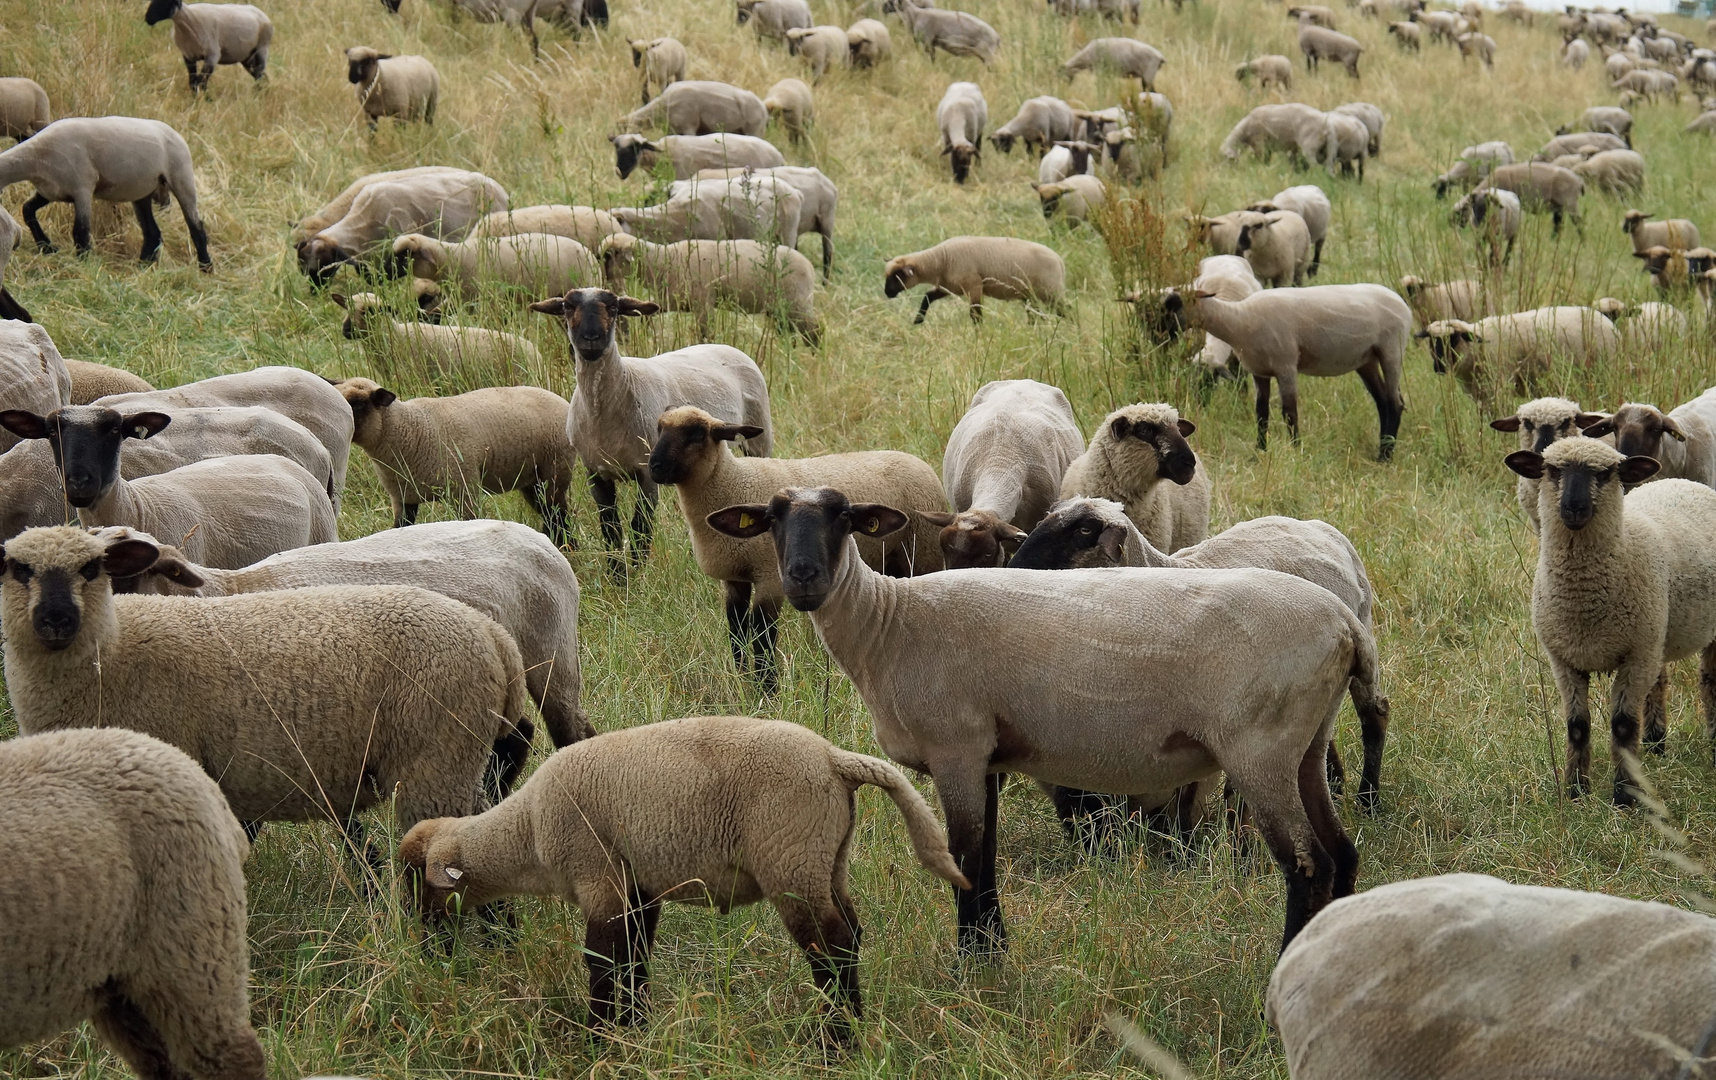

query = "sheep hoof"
[[1612, 779, 1639, 808]]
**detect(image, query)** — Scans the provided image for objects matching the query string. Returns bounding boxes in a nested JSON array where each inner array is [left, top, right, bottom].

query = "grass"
[[2, 0, 1716, 1076]]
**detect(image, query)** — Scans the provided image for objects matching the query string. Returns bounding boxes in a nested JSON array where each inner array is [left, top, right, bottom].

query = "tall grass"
[[3, 0, 1716, 1075]]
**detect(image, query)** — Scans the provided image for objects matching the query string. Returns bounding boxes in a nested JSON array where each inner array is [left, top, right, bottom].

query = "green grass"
[[4, 0, 1716, 1076]]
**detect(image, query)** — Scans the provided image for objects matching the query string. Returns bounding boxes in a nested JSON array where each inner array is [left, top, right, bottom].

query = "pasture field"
[[3, 0, 1716, 1075]]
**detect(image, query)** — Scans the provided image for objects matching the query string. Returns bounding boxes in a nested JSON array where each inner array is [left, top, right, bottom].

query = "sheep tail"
[[487, 620, 531, 737], [1340, 606, 1390, 811], [829, 748, 972, 888]]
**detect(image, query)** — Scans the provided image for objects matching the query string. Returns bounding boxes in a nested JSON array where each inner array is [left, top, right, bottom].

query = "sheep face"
[[346, 49, 387, 86], [944, 143, 979, 184], [298, 236, 351, 287], [918, 509, 1026, 569], [706, 487, 908, 611], [0, 526, 157, 653], [398, 818, 484, 924], [610, 134, 660, 180], [1110, 412, 1198, 485], [647, 406, 765, 486], [332, 378, 400, 447], [882, 258, 920, 297], [1490, 400, 1605, 454], [330, 291, 385, 339], [144, 0, 184, 25], [530, 288, 660, 363], [1417, 323, 1474, 374], [1505, 447, 1659, 530], [0, 407, 171, 507], [989, 131, 1018, 154], [1584, 404, 1688, 462], [1009, 501, 1128, 569], [1623, 209, 1650, 234]]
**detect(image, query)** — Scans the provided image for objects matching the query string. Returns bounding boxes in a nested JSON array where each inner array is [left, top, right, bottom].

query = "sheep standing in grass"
[[1299, 21, 1364, 76], [1535, 131, 1625, 161], [1455, 31, 1495, 67], [1036, 140, 1099, 184], [1421, 308, 1618, 412], [694, 165, 837, 280], [346, 47, 438, 127], [1489, 397, 1602, 533], [145, 0, 272, 91], [1323, 111, 1369, 178], [883, 237, 1066, 322], [990, 96, 1078, 156], [1035, 175, 1105, 226], [1251, 185, 1330, 273], [1591, 297, 1689, 352], [611, 174, 803, 249], [1571, 148, 1644, 195], [334, 292, 543, 387], [1564, 105, 1633, 145], [1333, 101, 1384, 157], [629, 37, 686, 103], [1219, 103, 1332, 166], [296, 168, 507, 286], [1060, 38, 1166, 89], [937, 81, 987, 183], [1477, 162, 1581, 233], [610, 132, 785, 180], [391, 232, 601, 301], [617, 81, 769, 137], [598, 234, 821, 343], [1583, 388, 1716, 487], [1059, 403, 1210, 552], [786, 25, 850, 80], [0, 78, 48, 143], [400, 715, 967, 1038], [893, 0, 1000, 64], [1397, 276, 1487, 331], [1433, 141, 1513, 198], [1562, 36, 1589, 67], [1450, 187, 1522, 265], [467, 204, 621, 248], [1187, 211, 1245, 255], [737, 0, 813, 41], [1505, 437, 1716, 802], [0, 728, 264, 1080], [1235, 54, 1294, 89], [1236, 209, 1311, 287], [847, 18, 891, 66], [1622, 209, 1700, 254], [763, 78, 814, 143], [1387, 21, 1421, 49], [1180, 255, 1261, 378]]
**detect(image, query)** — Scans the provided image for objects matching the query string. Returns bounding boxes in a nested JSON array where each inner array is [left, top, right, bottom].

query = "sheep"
[[1455, 31, 1496, 67], [1251, 184, 1330, 274], [1477, 162, 1582, 233], [1288, 4, 1338, 27], [1634, 243, 1716, 290], [610, 132, 785, 181], [1621, 208, 1698, 254], [1433, 141, 1514, 198], [1236, 53, 1295, 88], [1035, 175, 1106, 226], [598, 234, 821, 343], [0, 728, 264, 1080], [399, 714, 968, 1038], [1387, 20, 1422, 49], [0, 116, 211, 270], [332, 291, 543, 388], [1688, 108, 1716, 134], [1299, 22, 1364, 77], [530, 288, 772, 576], [1183, 255, 1261, 378], [1219, 103, 1333, 166], [64, 360, 153, 404], [345, 47, 438, 128], [1420, 308, 1619, 411], [1612, 68, 1679, 101], [612, 174, 803, 255], [616, 81, 769, 138], [1332, 101, 1384, 157], [1582, 388, 1716, 487], [693, 165, 837, 280], [1489, 397, 1603, 533], [1057, 402, 1211, 553], [763, 78, 814, 144], [1504, 437, 1716, 801], [1414, 8, 1463, 42], [893, 0, 1000, 64], [1187, 211, 1246, 255], [1037, 140, 1100, 184], [117, 519, 590, 749], [1563, 105, 1633, 146], [1166, 284, 1408, 458], [704, 485, 1371, 954], [883, 237, 1067, 323], [390, 232, 600, 302], [1450, 187, 1523, 265], [0, 77, 50, 141], [1398, 275, 1489, 331], [785, 25, 850, 80], [847, 18, 892, 66], [1134, 91, 1174, 162], [925, 379, 1084, 570], [297, 168, 507, 286], [629, 37, 686, 103], [466, 204, 622, 249], [990, 96, 1078, 156], [1099, 126, 1150, 181], [1563, 36, 1590, 67], [737, 0, 813, 41], [1571, 148, 1644, 195], [144, 0, 272, 91], [1323, 111, 1369, 178], [937, 80, 987, 183], [648, 407, 947, 684], [0, 525, 533, 854], [1060, 38, 1166, 89], [1591, 297, 1690, 352], [333, 378, 573, 545], [1605, 50, 1641, 83], [1236, 209, 1311, 287], [0, 320, 70, 454]]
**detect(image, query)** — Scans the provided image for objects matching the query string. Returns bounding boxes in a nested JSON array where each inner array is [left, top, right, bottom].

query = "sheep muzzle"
[[29, 569, 81, 650]]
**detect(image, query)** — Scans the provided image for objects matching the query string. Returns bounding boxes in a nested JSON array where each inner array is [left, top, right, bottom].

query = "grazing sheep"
[[1562, 36, 1589, 67], [1252, 184, 1330, 273], [0, 116, 212, 270], [390, 232, 600, 301], [937, 81, 987, 183], [64, 360, 153, 404], [613, 174, 803, 251], [1455, 31, 1496, 67], [1058, 403, 1211, 552], [1414, 8, 1463, 42], [1433, 141, 1513, 198], [990, 96, 1079, 156], [649, 407, 947, 684], [333, 291, 543, 386], [1421, 308, 1619, 411], [1478, 162, 1582, 233], [1236, 209, 1312, 287], [1165, 284, 1409, 457], [1398, 275, 1489, 331], [1387, 20, 1422, 49], [1333, 101, 1384, 157], [145, 0, 272, 91], [297, 168, 507, 286], [0, 728, 264, 1080], [1591, 297, 1690, 352], [598, 234, 821, 343], [0, 77, 50, 141], [1134, 91, 1174, 161], [883, 237, 1067, 323], [122, 519, 590, 749], [529, 288, 772, 575], [1219, 103, 1332, 166], [1634, 244, 1716, 290], [1299, 22, 1364, 77], [763, 78, 814, 143], [737, 0, 813, 41], [617, 81, 768, 138], [927, 379, 1084, 569], [1061, 38, 1166, 89], [785, 25, 850, 80], [346, 47, 438, 127], [847, 18, 892, 66], [1563, 105, 1633, 146], [1187, 211, 1245, 255], [1451, 187, 1522, 265], [1505, 437, 1716, 801], [893, 0, 1000, 64], [467, 204, 622, 249], [0, 321, 70, 453], [1035, 175, 1105, 226], [1571, 148, 1644, 195], [1236, 54, 1295, 88], [1582, 388, 1716, 487], [1323, 111, 1369, 178], [694, 165, 837, 280], [1621, 209, 1699, 254], [704, 486, 1370, 954], [1287, 4, 1337, 27], [399, 715, 967, 1038], [629, 37, 687, 104], [1182, 255, 1261, 377], [1036, 140, 1100, 185], [1612, 67, 1679, 101], [1, 526, 532, 847], [610, 132, 785, 181], [1489, 397, 1602, 532], [1687, 108, 1716, 134]]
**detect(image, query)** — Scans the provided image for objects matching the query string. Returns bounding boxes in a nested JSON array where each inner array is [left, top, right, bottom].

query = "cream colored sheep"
[[1571, 148, 1644, 195], [1332, 101, 1383, 156], [145, 0, 272, 91], [1564, 104, 1633, 145], [1219, 102, 1332, 166], [333, 291, 544, 386], [0, 320, 70, 453], [847, 18, 891, 66], [611, 132, 785, 180], [297, 168, 507, 286], [1035, 174, 1105, 226], [1455, 30, 1495, 66], [1591, 297, 1690, 352], [1324, 111, 1369, 178], [1183, 254, 1260, 377], [1253, 184, 1330, 273], [1397, 275, 1488, 331], [346, 46, 438, 127], [1299, 21, 1364, 77], [616, 81, 768, 137], [1432, 141, 1513, 198], [693, 165, 837, 279], [629, 36, 686, 103], [937, 81, 987, 183], [1535, 131, 1626, 161], [989, 96, 1078, 155], [1450, 187, 1522, 265], [763, 78, 814, 143], [883, 236, 1066, 322], [1477, 162, 1581, 233], [1235, 209, 1311, 287], [0, 728, 263, 1080], [1235, 54, 1294, 88], [1621, 208, 1699, 254], [294, 166, 489, 242], [1387, 20, 1421, 49], [391, 232, 601, 300], [1186, 211, 1245, 255], [1489, 396, 1602, 533], [0, 204, 23, 321], [1562, 36, 1589, 67], [1060, 38, 1165, 88], [64, 359, 153, 404], [466, 204, 621, 248], [785, 25, 849, 79], [1421, 307, 1619, 411], [1035, 140, 1099, 185], [0, 77, 50, 141], [399, 715, 967, 1037], [1287, 4, 1337, 27], [598, 234, 820, 343], [1583, 387, 1716, 487], [611, 174, 803, 250], [737, 0, 812, 40], [1058, 402, 1211, 552], [894, 0, 1000, 64]]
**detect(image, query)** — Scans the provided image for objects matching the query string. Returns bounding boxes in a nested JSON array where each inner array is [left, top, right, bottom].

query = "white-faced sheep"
[[629, 37, 686, 103], [390, 232, 601, 301], [296, 168, 507, 286], [1061, 38, 1165, 88], [610, 132, 785, 180], [0, 728, 264, 1080], [990, 96, 1079, 156], [847, 18, 892, 66], [0, 77, 50, 141], [333, 291, 543, 387], [144, 0, 272, 91], [0, 320, 69, 453], [937, 81, 988, 183], [1220, 103, 1332, 166], [1236, 53, 1294, 88], [64, 360, 153, 404], [763, 78, 814, 143], [1299, 21, 1364, 76], [785, 25, 850, 80], [399, 715, 967, 1039], [530, 288, 773, 576], [883, 237, 1067, 322], [1583, 388, 1716, 487], [616, 81, 769, 137], [598, 234, 820, 343], [705, 486, 1370, 954], [1058, 403, 1211, 552], [1035, 174, 1105, 226], [1478, 162, 1582, 233], [467, 204, 622, 248], [0, 116, 211, 270], [1432, 141, 1514, 198], [893, 0, 1000, 64], [649, 406, 947, 685], [1622, 209, 1700, 253], [346, 47, 438, 127], [1236, 209, 1312, 287], [1489, 397, 1603, 532], [1421, 307, 1619, 412], [736, 0, 813, 41], [612, 174, 803, 250], [1505, 437, 1716, 802], [1451, 187, 1522, 265], [1251, 184, 1331, 274]]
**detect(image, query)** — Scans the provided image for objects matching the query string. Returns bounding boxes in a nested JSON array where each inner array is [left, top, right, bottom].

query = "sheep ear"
[[1662, 418, 1689, 442], [1618, 455, 1661, 484], [1489, 416, 1522, 432], [1109, 415, 1132, 439], [1192, 289, 1217, 300], [1413, 329, 1431, 339], [122, 412, 171, 440], [618, 297, 661, 318], [1575, 412, 1609, 430], [102, 538, 160, 580], [151, 553, 205, 587], [711, 423, 764, 442], [330, 292, 348, 309], [849, 504, 910, 538], [426, 860, 463, 891], [0, 409, 49, 440], [706, 504, 774, 538], [919, 510, 956, 527], [1505, 450, 1545, 479], [1176, 418, 1196, 438], [1097, 524, 1127, 563], [530, 297, 567, 316], [1581, 417, 1616, 438], [997, 522, 1028, 548], [1632, 251, 1651, 261], [372, 388, 398, 408]]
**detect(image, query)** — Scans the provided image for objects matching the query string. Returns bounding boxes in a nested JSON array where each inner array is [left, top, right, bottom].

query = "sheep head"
[[1582, 402, 1688, 463], [919, 509, 1027, 570], [1489, 397, 1604, 454], [0, 406, 171, 508], [882, 256, 921, 298], [332, 377, 399, 447], [330, 291, 386, 339], [1506, 437, 1659, 531], [610, 133, 660, 180], [1102, 403, 1199, 487], [0, 526, 158, 654], [707, 487, 908, 611], [398, 818, 484, 924], [596, 233, 640, 287], [345, 47, 389, 85], [530, 288, 659, 363], [144, 0, 184, 26], [297, 235, 352, 288], [1416, 320, 1477, 374], [647, 406, 764, 486], [1009, 498, 1134, 570]]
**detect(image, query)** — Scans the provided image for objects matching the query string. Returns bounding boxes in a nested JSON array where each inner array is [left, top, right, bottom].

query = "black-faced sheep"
[[346, 46, 439, 127], [883, 237, 1067, 322], [144, 0, 272, 92]]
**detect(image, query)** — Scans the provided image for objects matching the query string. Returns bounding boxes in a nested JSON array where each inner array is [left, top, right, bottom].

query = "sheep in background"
[[883, 237, 1067, 322], [1562, 105, 1633, 146], [1298, 21, 1364, 77], [1433, 141, 1513, 199], [346, 47, 438, 127], [937, 81, 987, 183], [467, 204, 621, 248], [1477, 162, 1582, 233], [598, 234, 821, 343], [1571, 148, 1644, 196], [1451, 187, 1522, 265], [1219, 103, 1331, 166], [1060, 38, 1166, 89], [763, 78, 814, 143], [1398, 275, 1489, 330], [737, 0, 813, 41], [616, 81, 768, 137], [1536, 131, 1625, 160], [1582, 388, 1716, 488], [693, 165, 837, 280], [990, 96, 1078, 156], [390, 232, 601, 301], [1036, 175, 1105, 226], [1591, 297, 1689, 352], [1037, 140, 1100, 185], [1251, 184, 1330, 273], [333, 291, 543, 387], [1562, 36, 1589, 67], [0, 320, 69, 452], [1236, 209, 1311, 287], [64, 360, 151, 403], [1333, 101, 1384, 157], [1187, 211, 1245, 255], [629, 37, 686, 103], [1236, 54, 1295, 88], [1323, 111, 1369, 178], [786, 25, 850, 80], [1387, 20, 1421, 49], [611, 174, 803, 249], [144, 0, 272, 91], [296, 168, 507, 286], [610, 132, 785, 180], [1180, 255, 1261, 378], [1288, 4, 1338, 27], [0, 77, 50, 141], [1489, 397, 1603, 532], [1456, 31, 1496, 67], [847, 18, 892, 66], [1622, 209, 1699, 253], [1421, 308, 1618, 412], [893, 0, 1000, 64]]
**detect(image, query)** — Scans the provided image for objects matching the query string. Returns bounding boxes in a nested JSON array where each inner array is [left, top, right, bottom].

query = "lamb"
[[786, 25, 850, 80], [1387, 20, 1421, 49], [847, 18, 892, 66], [1505, 437, 1716, 801], [1036, 140, 1100, 184], [1035, 175, 1105, 226], [1235, 54, 1295, 88], [1, 525, 533, 853], [466, 204, 621, 249], [926, 379, 1084, 569], [616, 81, 769, 137], [1450, 187, 1523, 265], [399, 715, 967, 1038], [1398, 275, 1489, 330], [0, 77, 50, 141], [530, 288, 772, 575], [1251, 184, 1330, 273], [1269, 874, 1716, 1080], [1488, 397, 1602, 533], [64, 360, 153, 404], [1220, 103, 1332, 166], [115, 518, 591, 749], [763, 78, 814, 143], [345, 47, 438, 127], [1687, 108, 1716, 134], [0, 320, 70, 453], [1163, 284, 1409, 458], [1323, 111, 1369, 178], [1582, 387, 1716, 487], [610, 132, 785, 180], [0, 116, 211, 270], [1058, 403, 1211, 552], [883, 237, 1067, 323], [1060, 38, 1166, 89], [334, 378, 573, 545], [1414, 8, 1463, 42], [1564, 104, 1633, 146], [1299, 22, 1364, 77], [693, 165, 837, 280], [1421, 308, 1619, 411], [333, 291, 543, 387], [297, 168, 507, 286], [649, 407, 947, 684], [1477, 162, 1582, 233], [598, 234, 821, 343], [704, 486, 1370, 953], [390, 232, 600, 301], [145, 0, 272, 91], [1455, 30, 1496, 66], [611, 174, 803, 250], [1236, 209, 1311, 287], [990, 96, 1079, 156], [1185, 255, 1261, 378], [1432, 141, 1513, 198], [1571, 148, 1644, 195], [1562, 36, 1589, 67], [0, 728, 264, 1080], [1591, 297, 1690, 351], [894, 1, 1000, 64], [736, 0, 813, 41], [1333, 101, 1384, 157], [937, 80, 987, 183], [629, 37, 686, 103]]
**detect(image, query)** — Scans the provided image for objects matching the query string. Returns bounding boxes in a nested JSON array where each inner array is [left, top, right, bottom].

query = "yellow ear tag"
[[134, 426, 148, 438], [867, 517, 879, 533], [738, 512, 753, 528]]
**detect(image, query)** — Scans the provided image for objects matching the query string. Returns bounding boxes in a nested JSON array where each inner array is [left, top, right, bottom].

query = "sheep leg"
[[1554, 661, 1593, 799], [484, 716, 535, 805], [528, 477, 575, 549], [88, 982, 203, 1080], [133, 198, 164, 264], [582, 900, 651, 1027], [1277, 373, 1303, 446], [589, 473, 624, 577], [1610, 663, 1656, 807], [965, 286, 985, 323], [1308, 239, 1323, 277], [1253, 375, 1272, 450], [1299, 737, 1357, 899], [395, 502, 420, 528], [934, 761, 1007, 955], [775, 895, 863, 1042], [183, 55, 202, 91], [752, 597, 782, 695], [914, 286, 953, 324], [1246, 785, 1334, 952], [1355, 360, 1400, 461], [629, 480, 658, 565], [21, 194, 55, 253], [1702, 644, 1716, 766], [1048, 785, 1116, 852], [1644, 666, 1669, 754], [820, 231, 833, 282], [1324, 742, 1345, 795], [70, 194, 93, 256], [724, 579, 756, 675]]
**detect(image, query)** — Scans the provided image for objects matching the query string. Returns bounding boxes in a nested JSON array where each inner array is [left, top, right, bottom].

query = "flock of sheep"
[[4, 0, 1716, 1075]]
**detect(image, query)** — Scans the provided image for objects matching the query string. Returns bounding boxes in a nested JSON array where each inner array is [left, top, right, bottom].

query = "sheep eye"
[[79, 559, 101, 581], [1078, 524, 1096, 535], [1546, 466, 1562, 481], [11, 564, 32, 584]]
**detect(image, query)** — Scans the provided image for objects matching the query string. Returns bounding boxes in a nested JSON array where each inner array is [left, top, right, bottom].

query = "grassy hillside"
[[3, 0, 1716, 1075]]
